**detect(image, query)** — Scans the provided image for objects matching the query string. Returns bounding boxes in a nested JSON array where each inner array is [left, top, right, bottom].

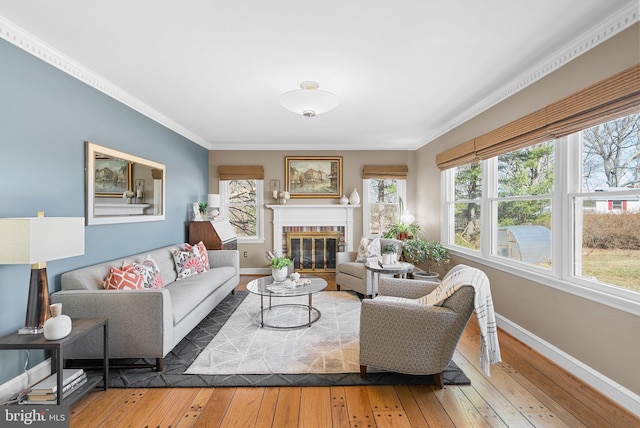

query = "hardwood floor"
[[69, 274, 639, 427]]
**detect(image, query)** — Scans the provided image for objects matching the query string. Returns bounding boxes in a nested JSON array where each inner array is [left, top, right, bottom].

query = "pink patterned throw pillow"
[[103, 264, 144, 290], [184, 241, 210, 269], [171, 246, 206, 280], [132, 255, 164, 289]]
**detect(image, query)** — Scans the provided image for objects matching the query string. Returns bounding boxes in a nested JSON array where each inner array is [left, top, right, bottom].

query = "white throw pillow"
[[356, 236, 381, 262]]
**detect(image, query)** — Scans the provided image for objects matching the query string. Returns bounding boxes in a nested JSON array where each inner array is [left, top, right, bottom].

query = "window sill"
[[237, 238, 265, 244], [448, 247, 640, 316]]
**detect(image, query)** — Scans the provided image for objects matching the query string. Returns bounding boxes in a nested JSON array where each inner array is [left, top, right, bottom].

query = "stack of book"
[[25, 368, 87, 404]]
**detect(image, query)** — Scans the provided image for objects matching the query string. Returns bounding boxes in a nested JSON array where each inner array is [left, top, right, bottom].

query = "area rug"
[[107, 291, 470, 388]]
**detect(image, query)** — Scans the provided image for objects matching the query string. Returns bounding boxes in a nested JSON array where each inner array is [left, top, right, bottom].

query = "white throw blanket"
[[376, 265, 501, 376]]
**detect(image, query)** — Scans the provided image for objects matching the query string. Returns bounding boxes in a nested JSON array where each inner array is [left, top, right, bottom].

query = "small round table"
[[246, 275, 327, 329], [364, 259, 414, 296]]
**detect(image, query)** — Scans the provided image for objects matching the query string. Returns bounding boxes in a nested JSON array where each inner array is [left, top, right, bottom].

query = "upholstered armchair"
[[359, 266, 475, 388], [336, 237, 402, 298]]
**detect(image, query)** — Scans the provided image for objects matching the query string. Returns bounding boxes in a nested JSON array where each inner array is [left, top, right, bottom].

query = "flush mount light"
[[279, 81, 340, 117]]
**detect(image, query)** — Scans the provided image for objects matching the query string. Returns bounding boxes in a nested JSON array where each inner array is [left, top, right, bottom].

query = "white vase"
[[272, 267, 288, 282], [43, 304, 72, 340], [339, 195, 349, 205], [349, 188, 360, 205], [382, 254, 392, 265]]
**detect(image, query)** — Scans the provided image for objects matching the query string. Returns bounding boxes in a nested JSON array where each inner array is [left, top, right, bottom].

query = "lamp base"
[[18, 326, 43, 335]]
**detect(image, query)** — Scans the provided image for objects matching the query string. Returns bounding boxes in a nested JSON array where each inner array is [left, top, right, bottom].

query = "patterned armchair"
[[359, 266, 475, 388]]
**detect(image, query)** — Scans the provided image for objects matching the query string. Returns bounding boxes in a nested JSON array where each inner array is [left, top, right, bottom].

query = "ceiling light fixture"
[[279, 81, 339, 118]]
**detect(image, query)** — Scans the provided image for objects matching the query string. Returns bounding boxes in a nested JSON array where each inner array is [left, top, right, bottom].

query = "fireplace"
[[268, 204, 359, 270], [287, 231, 340, 272]]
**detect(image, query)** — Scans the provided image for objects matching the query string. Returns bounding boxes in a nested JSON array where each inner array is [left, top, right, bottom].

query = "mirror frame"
[[86, 141, 166, 225]]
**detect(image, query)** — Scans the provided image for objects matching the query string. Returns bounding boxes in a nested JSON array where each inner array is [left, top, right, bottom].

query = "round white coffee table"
[[246, 275, 327, 329], [364, 259, 414, 296]]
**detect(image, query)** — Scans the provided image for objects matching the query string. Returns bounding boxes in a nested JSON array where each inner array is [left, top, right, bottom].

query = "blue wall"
[[0, 39, 209, 385]]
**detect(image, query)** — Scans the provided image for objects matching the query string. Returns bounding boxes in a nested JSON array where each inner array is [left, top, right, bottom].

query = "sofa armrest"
[[337, 251, 357, 265], [50, 289, 173, 358], [208, 249, 240, 286]]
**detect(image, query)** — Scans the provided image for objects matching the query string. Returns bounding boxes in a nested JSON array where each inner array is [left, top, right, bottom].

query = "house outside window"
[[219, 179, 264, 243]]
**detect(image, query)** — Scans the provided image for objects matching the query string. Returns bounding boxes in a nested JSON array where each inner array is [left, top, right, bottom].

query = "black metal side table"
[[0, 318, 108, 405]]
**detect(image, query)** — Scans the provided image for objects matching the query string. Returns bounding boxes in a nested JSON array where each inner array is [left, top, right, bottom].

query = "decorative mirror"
[[86, 141, 165, 225]]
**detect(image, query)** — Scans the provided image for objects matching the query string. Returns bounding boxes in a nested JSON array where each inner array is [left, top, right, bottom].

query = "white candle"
[[137, 190, 142, 198]]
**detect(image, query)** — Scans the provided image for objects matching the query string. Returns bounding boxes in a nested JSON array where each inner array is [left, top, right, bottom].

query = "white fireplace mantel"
[[267, 204, 359, 254]]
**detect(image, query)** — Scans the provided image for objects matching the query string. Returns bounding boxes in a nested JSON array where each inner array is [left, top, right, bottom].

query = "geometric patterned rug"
[[107, 291, 470, 388]]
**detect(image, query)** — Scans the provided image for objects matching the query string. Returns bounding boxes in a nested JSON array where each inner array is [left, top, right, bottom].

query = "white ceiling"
[[0, 1, 637, 151]]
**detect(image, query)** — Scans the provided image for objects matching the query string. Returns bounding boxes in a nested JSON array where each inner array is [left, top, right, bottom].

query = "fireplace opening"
[[287, 231, 339, 273]]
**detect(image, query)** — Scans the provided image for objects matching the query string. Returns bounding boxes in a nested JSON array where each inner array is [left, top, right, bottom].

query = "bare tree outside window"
[[228, 179, 257, 237]]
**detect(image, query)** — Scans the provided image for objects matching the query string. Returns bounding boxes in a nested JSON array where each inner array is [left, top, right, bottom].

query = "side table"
[[0, 318, 108, 405], [364, 260, 414, 297]]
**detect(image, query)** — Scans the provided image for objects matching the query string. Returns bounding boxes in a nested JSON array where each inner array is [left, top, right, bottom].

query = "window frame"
[[362, 178, 407, 236], [442, 127, 640, 315], [219, 179, 264, 243]]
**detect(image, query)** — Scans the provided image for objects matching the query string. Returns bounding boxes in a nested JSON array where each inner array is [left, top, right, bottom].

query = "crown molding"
[[0, 16, 211, 149], [414, 0, 640, 150]]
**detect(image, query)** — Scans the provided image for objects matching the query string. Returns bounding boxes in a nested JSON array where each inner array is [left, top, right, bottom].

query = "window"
[[443, 113, 640, 300], [219, 179, 264, 243], [363, 179, 406, 236], [448, 162, 482, 250]]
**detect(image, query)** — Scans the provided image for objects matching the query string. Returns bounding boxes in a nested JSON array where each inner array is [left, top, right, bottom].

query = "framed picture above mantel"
[[285, 156, 342, 198]]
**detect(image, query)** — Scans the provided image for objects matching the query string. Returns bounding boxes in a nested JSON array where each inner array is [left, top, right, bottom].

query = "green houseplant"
[[403, 238, 450, 278], [381, 243, 397, 264], [269, 256, 293, 282]]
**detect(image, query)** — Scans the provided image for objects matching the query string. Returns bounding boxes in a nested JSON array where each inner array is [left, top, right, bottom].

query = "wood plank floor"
[[69, 274, 639, 427]]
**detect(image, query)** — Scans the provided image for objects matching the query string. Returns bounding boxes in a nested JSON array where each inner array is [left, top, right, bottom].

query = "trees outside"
[[454, 162, 482, 248], [582, 113, 640, 190], [228, 179, 257, 237], [368, 179, 399, 235]]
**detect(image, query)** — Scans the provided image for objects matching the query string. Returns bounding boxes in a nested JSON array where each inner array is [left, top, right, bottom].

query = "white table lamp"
[[0, 213, 85, 334]]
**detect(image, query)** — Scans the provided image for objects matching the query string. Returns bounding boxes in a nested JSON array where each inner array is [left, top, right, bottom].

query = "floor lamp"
[[0, 214, 85, 334]]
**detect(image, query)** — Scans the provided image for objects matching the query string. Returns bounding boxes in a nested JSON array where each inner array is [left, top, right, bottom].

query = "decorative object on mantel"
[[286, 156, 342, 198], [43, 303, 72, 340], [279, 81, 340, 118], [0, 213, 84, 334], [279, 191, 290, 205], [123, 190, 135, 204], [349, 188, 360, 205], [339, 195, 349, 205]]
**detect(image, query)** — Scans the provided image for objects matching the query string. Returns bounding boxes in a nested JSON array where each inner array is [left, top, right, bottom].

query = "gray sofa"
[[51, 244, 240, 371]]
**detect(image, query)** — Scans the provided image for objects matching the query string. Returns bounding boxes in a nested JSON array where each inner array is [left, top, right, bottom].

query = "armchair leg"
[[336, 285, 341, 291], [360, 365, 367, 377], [433, 372, 443, 389]]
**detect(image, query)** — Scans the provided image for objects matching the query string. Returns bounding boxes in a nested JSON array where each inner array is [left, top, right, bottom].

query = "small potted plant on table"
[[269, 255, 293, 282], [381, 243, 397, 265]]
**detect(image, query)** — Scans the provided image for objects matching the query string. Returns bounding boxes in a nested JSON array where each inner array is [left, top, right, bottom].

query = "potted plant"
[[381, 243, 397, 265], [269, 256, 292, 282], [402, 238, 450, 279]]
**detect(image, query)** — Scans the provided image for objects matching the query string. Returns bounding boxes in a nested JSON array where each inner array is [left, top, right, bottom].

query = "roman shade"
[[362, 165, 408, 179], [218, 165, 264, 180], [436, 64, 640, 170]]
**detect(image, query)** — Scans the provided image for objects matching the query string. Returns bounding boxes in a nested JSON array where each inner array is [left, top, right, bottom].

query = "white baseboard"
[[240, 268, 270, 275], [0, 359, 51, 404], [496, 314, 640, 417]]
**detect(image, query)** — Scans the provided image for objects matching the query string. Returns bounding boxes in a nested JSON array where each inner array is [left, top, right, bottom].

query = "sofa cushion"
[[338, 262, 366, 280], [167, 266, 237, 325]]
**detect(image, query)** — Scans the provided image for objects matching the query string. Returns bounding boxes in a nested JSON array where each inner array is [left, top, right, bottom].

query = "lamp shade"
[[279, 81, 339, 117], [0, 217, 85, 264], [207, 194, 221, 208]]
